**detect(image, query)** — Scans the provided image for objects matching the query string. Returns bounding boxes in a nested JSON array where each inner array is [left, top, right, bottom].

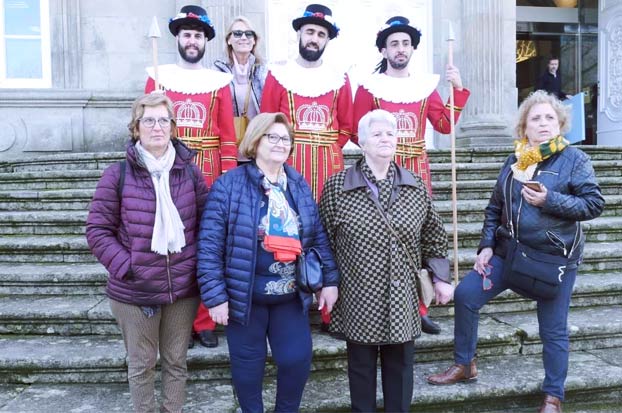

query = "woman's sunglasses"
[[231, 30, 255, 39]]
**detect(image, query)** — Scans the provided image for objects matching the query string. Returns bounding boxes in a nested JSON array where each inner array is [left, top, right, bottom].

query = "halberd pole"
[[446, 21, 459, 285]]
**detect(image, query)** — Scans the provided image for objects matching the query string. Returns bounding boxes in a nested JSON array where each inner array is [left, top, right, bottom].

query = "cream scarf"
[[135, 141, 186, 255]]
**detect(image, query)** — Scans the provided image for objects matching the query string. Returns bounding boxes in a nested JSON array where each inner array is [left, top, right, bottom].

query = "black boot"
[[421, 315, 441, 335], [197, 330, 219, 348]]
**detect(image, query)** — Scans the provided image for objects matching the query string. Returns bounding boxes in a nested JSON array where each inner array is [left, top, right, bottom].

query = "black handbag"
[[503, 237, 569, 300], [296, 247, 323, 294], [501, 174, 579, 300]]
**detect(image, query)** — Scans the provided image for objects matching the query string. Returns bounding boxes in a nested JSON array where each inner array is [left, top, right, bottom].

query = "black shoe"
[[320, 322, 330, 333], [188, 334, 195, 349], [421, 315, 441, 335], [197, 330, 218, 348]]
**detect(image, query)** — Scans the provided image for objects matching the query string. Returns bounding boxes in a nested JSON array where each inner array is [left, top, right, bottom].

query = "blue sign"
[[563, 92, 585, 144]]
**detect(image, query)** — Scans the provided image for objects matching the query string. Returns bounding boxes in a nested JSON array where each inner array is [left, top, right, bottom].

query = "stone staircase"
[[1, 147, 621, 412]]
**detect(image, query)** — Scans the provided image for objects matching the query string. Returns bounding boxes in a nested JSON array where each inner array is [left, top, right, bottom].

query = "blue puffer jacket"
[[479, 146, 605, 264], [197, 162, 340, 325]]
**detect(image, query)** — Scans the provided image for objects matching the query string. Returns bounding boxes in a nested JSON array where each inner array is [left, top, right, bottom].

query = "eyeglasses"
[[263, 133, 292, 145], [231, 30, 255, 39], [139, 117, 172, 129], [482, 265, 493, 291]]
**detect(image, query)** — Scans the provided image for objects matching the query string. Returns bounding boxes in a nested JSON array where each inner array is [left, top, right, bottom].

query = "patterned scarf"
[[511, 135, 569, 182], [260, 168, 302, 262], [361, 159, 396, 210]]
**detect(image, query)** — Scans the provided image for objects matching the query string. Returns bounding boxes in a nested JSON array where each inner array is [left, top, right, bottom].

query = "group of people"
[[85, 3, 604, 413]]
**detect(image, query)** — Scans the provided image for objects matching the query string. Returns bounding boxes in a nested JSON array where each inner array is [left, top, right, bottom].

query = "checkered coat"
[[319, 159, 448, 344]]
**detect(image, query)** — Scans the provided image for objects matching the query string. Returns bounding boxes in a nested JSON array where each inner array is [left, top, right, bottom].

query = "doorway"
[[516, 1, 598, 144]]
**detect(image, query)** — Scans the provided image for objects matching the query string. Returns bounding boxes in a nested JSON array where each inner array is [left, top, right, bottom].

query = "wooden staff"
[[149, 16, 161, 91], [446, 21, 459, 285]]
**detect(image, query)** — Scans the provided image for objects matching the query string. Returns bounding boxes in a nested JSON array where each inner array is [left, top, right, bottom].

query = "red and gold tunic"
[[261, 60, 353, 200], [353, 73, 470, 193], [145, 64, 236, 188]]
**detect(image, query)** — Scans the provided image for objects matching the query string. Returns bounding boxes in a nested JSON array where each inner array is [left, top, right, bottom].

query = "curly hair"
[[515, 90, 571, 139]]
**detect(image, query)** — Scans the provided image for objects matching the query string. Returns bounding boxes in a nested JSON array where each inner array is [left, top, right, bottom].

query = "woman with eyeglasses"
[[214, 16, 267, 164], [86, 93, 208, 412], [197, 112, 339, 412]]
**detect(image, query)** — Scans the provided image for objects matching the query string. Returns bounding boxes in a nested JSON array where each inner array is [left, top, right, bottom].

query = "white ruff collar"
[[146, 64, 233, 95], [268, 60, 347, 98], [360, 72, 440, 103]]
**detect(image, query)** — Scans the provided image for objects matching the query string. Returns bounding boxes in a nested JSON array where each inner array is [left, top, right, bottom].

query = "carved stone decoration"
[[604, 16, 622, 121], [0, 121, 17, 152]]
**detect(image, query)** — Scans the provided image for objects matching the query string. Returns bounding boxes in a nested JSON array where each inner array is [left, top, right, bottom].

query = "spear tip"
[[445, 20, 455, 41], [149, 16, 161, 38]]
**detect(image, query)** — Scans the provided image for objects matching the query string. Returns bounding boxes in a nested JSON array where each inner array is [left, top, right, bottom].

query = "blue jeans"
[[226, 298, 312, 413], [453, 254, 577, 400]]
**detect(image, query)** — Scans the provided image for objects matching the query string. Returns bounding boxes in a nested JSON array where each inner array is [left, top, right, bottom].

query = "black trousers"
[[346, 341, 414, 413]]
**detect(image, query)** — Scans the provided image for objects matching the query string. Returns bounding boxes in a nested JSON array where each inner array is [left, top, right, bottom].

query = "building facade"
[[0, 0, 619, 160]]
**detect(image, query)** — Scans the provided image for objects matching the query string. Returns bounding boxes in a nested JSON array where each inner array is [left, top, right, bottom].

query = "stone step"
[[1, 157, 620, 194], [451, 241, 622, 274], [0, 189, 93, 211], [435, 194, 622, 223], [1, 348, 621, 412], [447, 216, 622, 248], [2, 273, 620, 336], [0, 263, 106, 295], [0, 305, 620, 388], [431, 176, 622, 201], [0, 235, 95, 264], [1, 146, 619, 174], [0, 170, 103, 191], [430, 159, 622, 182], [0, 152, 123, 173], [0, 211, 87, 236]]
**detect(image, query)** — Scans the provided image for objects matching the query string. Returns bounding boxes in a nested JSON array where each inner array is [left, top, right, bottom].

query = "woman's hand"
[[446, 64, 464, 90], [474, 247, 494, 275], [316, 286, 338, 314], [434, 281, 454, 305], [209, 302, 229, 326], [522, 185, 547, 207]]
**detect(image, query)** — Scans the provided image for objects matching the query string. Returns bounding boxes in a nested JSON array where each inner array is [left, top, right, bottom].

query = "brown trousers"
[[110, 296, 200, 413]]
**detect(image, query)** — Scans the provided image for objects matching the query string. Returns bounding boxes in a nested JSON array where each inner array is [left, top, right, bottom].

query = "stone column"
[[455, 0, 516, 146], [598, 1, 622, 145]]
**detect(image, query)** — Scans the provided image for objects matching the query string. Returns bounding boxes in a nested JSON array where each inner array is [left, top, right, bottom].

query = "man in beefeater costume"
[[260, 3, 353, 201], [353, 16, 470, 335], [145, 5, 236, 349]]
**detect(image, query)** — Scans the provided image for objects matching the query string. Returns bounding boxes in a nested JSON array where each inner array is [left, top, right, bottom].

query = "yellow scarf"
[[511, 135, 569, 182]]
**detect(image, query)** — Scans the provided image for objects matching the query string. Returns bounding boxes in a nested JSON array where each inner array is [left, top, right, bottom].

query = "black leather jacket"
[[478, 146, 605, 265]]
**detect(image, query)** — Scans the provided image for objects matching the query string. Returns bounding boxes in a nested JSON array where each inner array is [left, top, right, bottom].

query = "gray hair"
[[357, 109, 397, 146]]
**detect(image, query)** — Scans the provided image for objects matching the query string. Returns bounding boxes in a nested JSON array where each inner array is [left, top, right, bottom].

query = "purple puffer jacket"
[[86, 139, 209, 305]]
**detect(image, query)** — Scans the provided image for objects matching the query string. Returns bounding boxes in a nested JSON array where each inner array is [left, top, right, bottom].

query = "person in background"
[[197, 112, 339, 413], [427, 91, 604, 413], [213, 16, 267, 164], [86, 93, 208, 412], [320, 109, 454, 412], [535, 56, 569, 100], [145, 4, 236, 348], [352, 16, 470, 335]]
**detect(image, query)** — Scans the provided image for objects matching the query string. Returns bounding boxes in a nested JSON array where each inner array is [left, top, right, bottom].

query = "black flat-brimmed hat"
[[168, 5, 215, 41], [375, 16, 421, 51], [292, 4, 339, 39]]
